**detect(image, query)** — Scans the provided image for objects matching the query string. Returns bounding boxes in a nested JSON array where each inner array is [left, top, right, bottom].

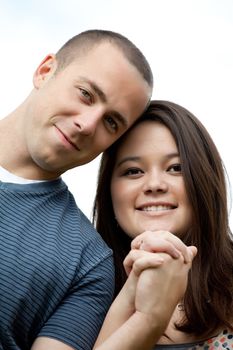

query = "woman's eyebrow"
[[116, 152, 180, 168], [116, 156, 140, 168]]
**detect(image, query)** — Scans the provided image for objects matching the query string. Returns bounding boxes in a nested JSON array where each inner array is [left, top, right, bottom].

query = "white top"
[[0, 165, 50, 184]]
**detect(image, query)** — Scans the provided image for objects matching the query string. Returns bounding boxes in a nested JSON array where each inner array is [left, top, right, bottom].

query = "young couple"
[[0, 29, 232, 350]]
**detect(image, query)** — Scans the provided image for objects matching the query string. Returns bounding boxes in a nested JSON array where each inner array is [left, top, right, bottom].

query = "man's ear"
[[33, 54, 57, 88]]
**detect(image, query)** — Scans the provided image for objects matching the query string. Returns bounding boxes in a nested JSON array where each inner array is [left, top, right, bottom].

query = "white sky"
[[0, 0, 232, 228]]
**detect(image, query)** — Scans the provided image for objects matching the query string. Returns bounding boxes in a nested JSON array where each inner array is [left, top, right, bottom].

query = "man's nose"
[[73, 107, 104, 136]]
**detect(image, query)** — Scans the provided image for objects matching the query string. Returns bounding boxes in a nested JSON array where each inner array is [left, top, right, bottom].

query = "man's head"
[[18, 30, 153, 179], [55, 29, 153, 89]]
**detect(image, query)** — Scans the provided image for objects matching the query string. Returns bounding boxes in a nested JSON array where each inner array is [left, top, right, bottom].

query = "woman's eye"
[[123, 168, 143, 176], [168, 164, 182, 173], [105, 116, 118, 132]]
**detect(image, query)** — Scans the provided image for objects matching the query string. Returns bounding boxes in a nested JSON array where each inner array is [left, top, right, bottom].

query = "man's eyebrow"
[[79, 76, 107, 102], [110, 111, 128, 128], [79, 77, 128, 128]]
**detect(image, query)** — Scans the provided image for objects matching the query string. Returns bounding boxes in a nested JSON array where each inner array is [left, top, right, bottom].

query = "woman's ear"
[[33, 54, 57, 88]]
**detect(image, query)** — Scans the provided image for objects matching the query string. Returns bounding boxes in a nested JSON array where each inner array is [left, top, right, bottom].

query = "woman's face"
[[111, 121, 193, 239]]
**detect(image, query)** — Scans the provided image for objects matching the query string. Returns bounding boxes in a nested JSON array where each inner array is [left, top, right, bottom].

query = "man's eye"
[[168, 164, 182, 173], [105, 116, 118, 132], [79, 88, 92, 102]]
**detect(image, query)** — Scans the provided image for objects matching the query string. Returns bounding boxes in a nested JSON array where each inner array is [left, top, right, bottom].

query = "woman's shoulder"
[[154, 329, 233, 349], [198, 329, 233, 349]]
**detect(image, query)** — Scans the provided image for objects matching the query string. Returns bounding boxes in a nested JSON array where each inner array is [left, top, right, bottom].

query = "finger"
[[132, 255, 165, 276], [131, 232, 181, 259], [131, 238, 141, 249], [131, 230, 174, 247], [123, 250, 164, 276], [140, 239, 181, 259], [164, 236, 191, 263], [132, 231, 191, 263], [187, 246, 198, 261]]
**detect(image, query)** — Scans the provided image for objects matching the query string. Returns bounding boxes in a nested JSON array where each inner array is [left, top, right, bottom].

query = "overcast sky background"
[[0, 0, 232, 228]]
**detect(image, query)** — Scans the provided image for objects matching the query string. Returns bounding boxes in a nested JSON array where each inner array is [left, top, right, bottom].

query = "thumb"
[[187, 246, 198, 261]]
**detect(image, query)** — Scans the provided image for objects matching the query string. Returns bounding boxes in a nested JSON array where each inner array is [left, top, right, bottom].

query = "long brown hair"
[[93, 100, 233, 337]]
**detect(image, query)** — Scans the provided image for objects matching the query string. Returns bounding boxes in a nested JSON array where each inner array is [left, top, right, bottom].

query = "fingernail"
[[158, 258, 164, 264], [173, 250, 181, 258]]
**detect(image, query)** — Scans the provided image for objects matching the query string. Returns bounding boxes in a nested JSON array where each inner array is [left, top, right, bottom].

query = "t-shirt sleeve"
[[37, 252, 115, 350]]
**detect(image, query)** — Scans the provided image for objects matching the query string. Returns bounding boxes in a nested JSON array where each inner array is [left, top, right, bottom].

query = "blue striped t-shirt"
[[0, 178, 114, 350]]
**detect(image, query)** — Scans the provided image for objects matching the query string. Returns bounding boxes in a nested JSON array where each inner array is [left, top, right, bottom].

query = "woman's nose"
[[142, 173, 168, 194]]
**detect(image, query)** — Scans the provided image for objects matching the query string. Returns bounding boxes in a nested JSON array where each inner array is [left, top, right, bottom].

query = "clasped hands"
[[122, 230, 197, 329]]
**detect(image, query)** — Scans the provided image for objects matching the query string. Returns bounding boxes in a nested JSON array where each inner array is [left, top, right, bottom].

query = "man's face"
[[25, 43, 151, 179]]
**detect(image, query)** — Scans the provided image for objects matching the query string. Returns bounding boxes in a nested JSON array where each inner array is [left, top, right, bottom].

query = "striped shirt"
[[0, 178, 114, 350]]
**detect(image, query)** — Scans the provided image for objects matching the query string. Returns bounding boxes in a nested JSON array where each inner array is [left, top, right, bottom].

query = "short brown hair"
[[55, 29, 153, 88]]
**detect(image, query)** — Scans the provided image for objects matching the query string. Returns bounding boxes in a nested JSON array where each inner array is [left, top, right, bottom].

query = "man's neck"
[[0, 112, 59, 181]]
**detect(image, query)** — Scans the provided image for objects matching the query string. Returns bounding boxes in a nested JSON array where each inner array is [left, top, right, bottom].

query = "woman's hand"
[[134, 251, 195, 318], [130, 230, 195, 266]]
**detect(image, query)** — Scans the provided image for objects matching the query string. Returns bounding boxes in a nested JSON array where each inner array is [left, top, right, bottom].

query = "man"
[[0, 30, 152, 350]]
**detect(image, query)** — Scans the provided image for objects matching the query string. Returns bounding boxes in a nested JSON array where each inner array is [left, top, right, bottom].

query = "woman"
[[93, 100, 233, 349]]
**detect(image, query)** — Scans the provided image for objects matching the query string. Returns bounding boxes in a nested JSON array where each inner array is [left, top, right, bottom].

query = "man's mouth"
[[55, 126, 80, 151]]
